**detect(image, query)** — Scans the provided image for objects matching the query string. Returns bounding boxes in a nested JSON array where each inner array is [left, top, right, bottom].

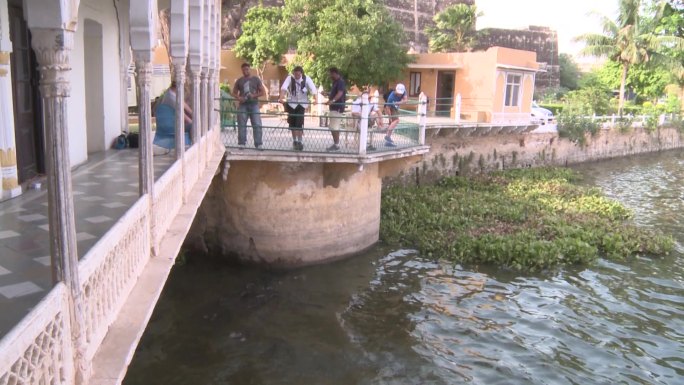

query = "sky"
[[476, 0, 619, 59]]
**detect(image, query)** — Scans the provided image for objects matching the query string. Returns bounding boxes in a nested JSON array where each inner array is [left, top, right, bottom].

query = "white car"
[[531, 102, 554, 125]]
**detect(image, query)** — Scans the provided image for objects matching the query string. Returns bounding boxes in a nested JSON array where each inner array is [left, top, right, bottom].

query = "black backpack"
[[383, 89, 393, 102], [289, 75, 307, 95]]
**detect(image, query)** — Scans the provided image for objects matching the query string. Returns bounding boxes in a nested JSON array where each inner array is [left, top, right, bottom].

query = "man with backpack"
[[280, 66, 317, 151], [382, 83, 408, 147]]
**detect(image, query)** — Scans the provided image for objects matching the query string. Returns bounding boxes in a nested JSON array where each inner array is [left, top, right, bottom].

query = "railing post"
[[454, 93, 461, 124], [359, 92, 369, 155], [419, 92, 427, 145], [611, 113, 616, 126], [317, 85, 325, 127], [659, 114, 665, 127]]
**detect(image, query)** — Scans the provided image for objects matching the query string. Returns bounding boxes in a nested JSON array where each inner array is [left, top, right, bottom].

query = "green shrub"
[[557, 112, 599, 146]]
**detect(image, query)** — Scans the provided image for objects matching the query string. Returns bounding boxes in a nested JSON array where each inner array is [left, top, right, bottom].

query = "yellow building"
[[398, 47, 541, 124]]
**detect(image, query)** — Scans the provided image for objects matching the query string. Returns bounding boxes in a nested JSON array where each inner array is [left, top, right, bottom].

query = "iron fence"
[[218, 97, 425, 154]]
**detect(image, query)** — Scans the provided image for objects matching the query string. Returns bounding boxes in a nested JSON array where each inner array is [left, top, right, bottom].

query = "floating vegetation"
[[381, 167, 673, 271]]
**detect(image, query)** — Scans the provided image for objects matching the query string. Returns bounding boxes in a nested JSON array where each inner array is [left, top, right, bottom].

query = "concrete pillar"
[[30, 26, 89, 385], [194, 161, 382, 266], [0, 1, 21, 200]]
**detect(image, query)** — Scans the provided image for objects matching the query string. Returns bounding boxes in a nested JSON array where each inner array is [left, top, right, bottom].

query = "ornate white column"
[[207, 0, 216, 134], [114, 0, 130, 134], [0, 0, 21, 200], [188, 0, 203, 145], [170, 0, 189, 161], [30, 27, 89, 385], [200, 0, 209, 141], [130, 0, 157, 197]]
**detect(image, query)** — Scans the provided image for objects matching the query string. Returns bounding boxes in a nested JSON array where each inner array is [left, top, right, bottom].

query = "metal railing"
[[219, 93, 427, 155]]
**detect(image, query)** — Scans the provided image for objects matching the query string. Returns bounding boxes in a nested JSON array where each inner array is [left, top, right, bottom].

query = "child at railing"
[[383, 83, 407, 147], [351, 91, 383, 150]]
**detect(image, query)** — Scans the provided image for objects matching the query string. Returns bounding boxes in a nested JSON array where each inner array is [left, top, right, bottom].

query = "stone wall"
[[475, 26, 560, 91], [387, 126, 684, 186], [384, 0, 474, 51]]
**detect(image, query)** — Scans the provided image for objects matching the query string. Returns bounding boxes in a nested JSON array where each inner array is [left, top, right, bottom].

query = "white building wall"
[[68, 0, 124, 166]]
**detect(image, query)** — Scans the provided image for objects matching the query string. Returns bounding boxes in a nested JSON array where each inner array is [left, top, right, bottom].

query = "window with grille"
[[504, 73, 522, 107], [409, 72, 421, 97]]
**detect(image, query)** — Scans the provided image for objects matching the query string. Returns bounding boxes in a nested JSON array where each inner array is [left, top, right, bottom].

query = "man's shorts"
[[329, 111, 343, 131]]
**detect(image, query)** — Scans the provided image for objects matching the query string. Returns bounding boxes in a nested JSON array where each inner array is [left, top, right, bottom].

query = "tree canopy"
[[424, 4, 482, 53], [281, 0, 411, 89], [233, 6, 287, 78], [576, 0, 684, 113], [559, 53, 581, 91]]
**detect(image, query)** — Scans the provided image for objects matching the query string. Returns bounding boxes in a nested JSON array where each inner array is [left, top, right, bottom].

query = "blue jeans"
[[237, 103, 263, 146]]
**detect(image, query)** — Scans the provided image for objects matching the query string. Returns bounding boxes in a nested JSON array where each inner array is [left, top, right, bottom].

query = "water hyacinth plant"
[[381, 168, 673, 271]]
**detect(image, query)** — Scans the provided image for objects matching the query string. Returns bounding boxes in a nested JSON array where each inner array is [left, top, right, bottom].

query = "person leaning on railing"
[[383, 83, 407, 147], [321, 67, 346, 152], [231, 63, 265, 150], [279, 66, 317, 151], [152, 81, 192, 155], [351, 90, 383, 151]]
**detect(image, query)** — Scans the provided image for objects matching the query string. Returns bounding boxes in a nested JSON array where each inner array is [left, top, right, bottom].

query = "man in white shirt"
[[280, 66, 317, 151]]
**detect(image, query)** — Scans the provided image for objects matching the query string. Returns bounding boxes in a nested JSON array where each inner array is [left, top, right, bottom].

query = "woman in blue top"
[[383, 83, 407, 147], [153, 82, 192, 152]]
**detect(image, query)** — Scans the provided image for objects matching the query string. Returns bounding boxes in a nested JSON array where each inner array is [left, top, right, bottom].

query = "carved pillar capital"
[[30, 28, 74, 97]]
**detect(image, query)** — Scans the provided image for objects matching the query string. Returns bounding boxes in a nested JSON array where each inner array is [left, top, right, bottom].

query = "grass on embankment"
[[381, 168, 673, 271]]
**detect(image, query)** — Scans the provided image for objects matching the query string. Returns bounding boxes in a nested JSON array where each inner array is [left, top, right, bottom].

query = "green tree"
[[233, 6, 287, 79], [583, 60, 675, 102], [425, 4, 482, 53], [281, 0, 410, 88], [576, 0, 684, 114], [559, 53, 581, 90]]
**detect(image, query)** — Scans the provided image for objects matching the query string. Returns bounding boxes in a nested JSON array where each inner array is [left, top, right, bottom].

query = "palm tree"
[[425, 4, 483, 53], [577, 0, 683, 114]]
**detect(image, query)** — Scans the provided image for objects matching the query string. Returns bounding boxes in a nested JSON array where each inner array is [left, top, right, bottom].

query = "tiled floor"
[[0, 149, 175, 337]]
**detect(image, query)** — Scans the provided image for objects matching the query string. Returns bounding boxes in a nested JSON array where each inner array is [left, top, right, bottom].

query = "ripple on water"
[[125, 151, 684, 385]]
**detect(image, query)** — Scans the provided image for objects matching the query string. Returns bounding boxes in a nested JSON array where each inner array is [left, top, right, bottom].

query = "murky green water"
[[125, 151, 684, 385]]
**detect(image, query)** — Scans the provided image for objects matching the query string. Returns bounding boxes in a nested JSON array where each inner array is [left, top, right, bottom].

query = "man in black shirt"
[[322, 67, 346, 151]]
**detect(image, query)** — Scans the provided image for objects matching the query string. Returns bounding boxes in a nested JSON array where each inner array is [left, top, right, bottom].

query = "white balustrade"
[[78, 197, 151, 360], [0, 284, 73, 385], [185, 142, 200, 197], [153, 159, 184, 250]]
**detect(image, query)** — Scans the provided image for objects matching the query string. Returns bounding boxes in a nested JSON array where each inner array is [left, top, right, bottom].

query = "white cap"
[[395, 83, 406, 94]]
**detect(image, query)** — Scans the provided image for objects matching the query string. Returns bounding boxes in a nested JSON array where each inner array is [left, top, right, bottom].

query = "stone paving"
[[0, 149, 175, 337]]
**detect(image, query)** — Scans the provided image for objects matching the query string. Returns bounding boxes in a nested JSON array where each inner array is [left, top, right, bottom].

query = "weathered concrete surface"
[[387, 126, 684, 186], [186, 161, 382, 266]]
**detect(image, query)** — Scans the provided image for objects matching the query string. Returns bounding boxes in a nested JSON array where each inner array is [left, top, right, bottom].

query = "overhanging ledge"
[[224, 146, 431, 164]]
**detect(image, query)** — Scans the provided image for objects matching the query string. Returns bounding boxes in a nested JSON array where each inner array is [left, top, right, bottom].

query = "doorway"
[[8, 0, 45, 182], [435, 71, 455, 117], [84, 19, 105, 154]]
